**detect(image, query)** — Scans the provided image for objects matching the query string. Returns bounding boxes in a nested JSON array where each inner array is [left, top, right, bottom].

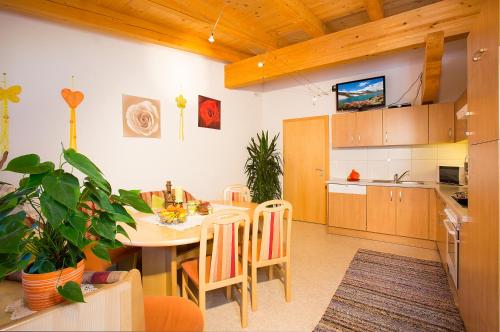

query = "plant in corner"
[[244, 131, 283, 203], [0, 147, 152, 311]]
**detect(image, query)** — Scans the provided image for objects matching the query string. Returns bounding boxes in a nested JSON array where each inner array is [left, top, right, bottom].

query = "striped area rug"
[[314, 249, 465, 332]]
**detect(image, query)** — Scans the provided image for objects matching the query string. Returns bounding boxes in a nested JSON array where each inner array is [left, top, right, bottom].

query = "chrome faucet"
[[394, 170, 410, 183]]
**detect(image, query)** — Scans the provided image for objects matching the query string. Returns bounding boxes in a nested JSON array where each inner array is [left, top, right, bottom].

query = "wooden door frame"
[[282, 115, 330, 224]]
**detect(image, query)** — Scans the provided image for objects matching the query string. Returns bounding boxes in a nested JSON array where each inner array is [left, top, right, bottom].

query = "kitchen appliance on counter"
[[452, 191, 468, 207], [437, 166, 465, 185]]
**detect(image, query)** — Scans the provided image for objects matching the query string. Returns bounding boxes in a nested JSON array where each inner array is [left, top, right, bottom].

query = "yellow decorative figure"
[[0, 73, 22, 168], [176, 94, 187, 141], [61, 86, 84, 151]]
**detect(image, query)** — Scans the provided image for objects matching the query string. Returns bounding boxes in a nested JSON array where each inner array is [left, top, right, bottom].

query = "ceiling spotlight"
[[208, 33, 215, 43], [257, 61, 264, 68]]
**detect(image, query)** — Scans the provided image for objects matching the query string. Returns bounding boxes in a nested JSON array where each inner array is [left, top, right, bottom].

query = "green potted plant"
[[244, 131, 283, 203], [0, 147, 152, 310]]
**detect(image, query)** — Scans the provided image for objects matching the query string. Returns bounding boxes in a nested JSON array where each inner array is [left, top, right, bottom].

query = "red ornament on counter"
[[347, 169, 360, 181]]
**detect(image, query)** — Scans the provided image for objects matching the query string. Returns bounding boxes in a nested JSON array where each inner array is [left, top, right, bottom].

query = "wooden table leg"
[[142, 246, 177, 296]]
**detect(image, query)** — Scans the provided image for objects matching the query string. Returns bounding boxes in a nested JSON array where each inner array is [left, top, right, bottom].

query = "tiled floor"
[[204, 221, 440, 331]]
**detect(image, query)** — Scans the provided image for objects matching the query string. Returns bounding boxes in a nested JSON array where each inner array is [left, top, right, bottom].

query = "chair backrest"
[[223, 185, 251, 202], [252, 200, 293, 262], [141, 190, 195, 209], [199, 210, 250, 288]]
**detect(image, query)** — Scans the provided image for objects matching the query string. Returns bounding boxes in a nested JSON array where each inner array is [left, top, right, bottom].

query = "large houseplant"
[[0, 147, 152, 310], [244, 131, 283, 203]]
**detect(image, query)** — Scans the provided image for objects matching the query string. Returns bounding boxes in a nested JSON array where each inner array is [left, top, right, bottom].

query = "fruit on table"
[[160, 204, 187, 223], [196, 201, 211, 215], [347, 169, 360, 181]]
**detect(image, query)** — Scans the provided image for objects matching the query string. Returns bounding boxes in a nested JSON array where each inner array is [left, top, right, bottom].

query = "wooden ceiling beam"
[[363, 0, 384, 21], [421, 31, 445, 104], [271, 0, 326, 37], [148, 0, 279, 51], [225, 0, 479, 88], [0, 0, 250, 62]]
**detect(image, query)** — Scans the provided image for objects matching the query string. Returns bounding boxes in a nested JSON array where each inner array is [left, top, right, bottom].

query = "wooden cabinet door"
[[383, 105, 429, 146], [467, 0, 499, 145], [328, 193, 366, 230], [459, 141, 499, 332], [356, 109, 383, 146], [435, 196, 447, 265], [429, 103, 454, 143], [367, 186, 396, 234], [331, 113, 356, 147], [395, 188, 429, 239]]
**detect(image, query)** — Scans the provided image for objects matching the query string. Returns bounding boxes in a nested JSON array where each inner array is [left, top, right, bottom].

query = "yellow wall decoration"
[[176, 94, 187, 141], [0, 73, 22, 168], [61, 85, 84, 151]]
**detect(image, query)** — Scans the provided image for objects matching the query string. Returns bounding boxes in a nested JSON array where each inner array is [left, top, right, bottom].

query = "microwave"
[[437, 166, 465, 185]]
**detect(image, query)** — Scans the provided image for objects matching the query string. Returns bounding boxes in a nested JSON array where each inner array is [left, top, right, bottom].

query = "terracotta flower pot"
[[22, 260, 85, 311]]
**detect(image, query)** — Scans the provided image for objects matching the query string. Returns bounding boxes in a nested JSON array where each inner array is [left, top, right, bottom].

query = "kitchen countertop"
[[326, 178, 469, 222]]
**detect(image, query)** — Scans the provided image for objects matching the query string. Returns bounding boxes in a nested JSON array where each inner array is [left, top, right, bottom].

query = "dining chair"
[[224, 184, 251, 202], [141, 189, 196, 210], [245, 200, 293, 311], [181, 210, 250, 328]]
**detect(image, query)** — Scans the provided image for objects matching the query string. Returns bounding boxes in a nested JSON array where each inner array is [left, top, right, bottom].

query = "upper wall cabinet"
[[467, 1, 499, 145], [429, 103, 455, 143], [331, 109, 382, 148], [383, 105, 429, 146]]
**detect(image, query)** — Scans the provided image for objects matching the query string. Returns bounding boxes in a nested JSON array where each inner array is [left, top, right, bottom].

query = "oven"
[[443, 208, 459, 288]]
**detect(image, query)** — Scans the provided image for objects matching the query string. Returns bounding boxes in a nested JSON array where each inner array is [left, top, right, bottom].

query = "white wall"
[[0, 12, 261, 200], [260, 39, 468, 181]]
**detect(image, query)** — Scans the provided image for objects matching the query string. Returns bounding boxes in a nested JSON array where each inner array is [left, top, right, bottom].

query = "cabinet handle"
[[385, 132, 388, 143], [465, 131, 472, 136], [390, 190, 393, 201], [473, 48, 487, 62], [448, 128, 452, 137], [358, 135, 361, 143], [351, 135, 354, 143], [399, 191, 402, 202]]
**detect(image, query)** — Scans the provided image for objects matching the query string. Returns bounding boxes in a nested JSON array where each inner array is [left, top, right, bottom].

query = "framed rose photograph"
[[198, 95, 221, 130], [122, 94, 161, 138]]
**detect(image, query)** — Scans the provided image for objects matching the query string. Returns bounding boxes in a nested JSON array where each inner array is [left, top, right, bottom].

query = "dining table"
[[118, 200, 257, 296]]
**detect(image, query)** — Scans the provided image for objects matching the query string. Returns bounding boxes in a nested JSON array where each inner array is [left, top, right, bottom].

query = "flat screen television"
[[336, 76, 386, 112]]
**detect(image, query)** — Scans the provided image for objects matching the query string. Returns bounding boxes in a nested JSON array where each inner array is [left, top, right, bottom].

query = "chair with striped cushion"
[[223, 184, 251, 202], [247, 200, 293, 311], [141, 189, 196, 210], [181, 210, 250, 327]]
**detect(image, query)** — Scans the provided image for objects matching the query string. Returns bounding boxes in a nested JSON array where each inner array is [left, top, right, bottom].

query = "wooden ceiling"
[[2, 0, 440, 61], [0, 0, 480, 88]]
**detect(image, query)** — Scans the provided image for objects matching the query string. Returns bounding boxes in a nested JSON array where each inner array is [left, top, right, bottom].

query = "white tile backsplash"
[[331, 142, 467, 181]]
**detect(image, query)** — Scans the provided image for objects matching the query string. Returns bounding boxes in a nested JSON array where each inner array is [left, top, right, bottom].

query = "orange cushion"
[[144, 296, 203, 332], [181, 256, 242, 286], [83, 243, 139, 271]]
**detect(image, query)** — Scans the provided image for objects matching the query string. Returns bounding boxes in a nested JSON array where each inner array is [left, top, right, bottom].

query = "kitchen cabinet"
[[435, 195, 447, 266], [466, 0, 499, 145], [367, 186, 430, 239], [383, 105, 429, 146], [328, 184, 366, 231], [429, 103, 454, 143], [331, 109, 382, 147], [396, 188, 429, 239], [454, 89, 468, 142], [367, 186, 396, 234]]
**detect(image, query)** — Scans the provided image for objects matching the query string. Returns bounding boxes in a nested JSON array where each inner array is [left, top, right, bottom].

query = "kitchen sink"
[[370, 179, 426, 185]]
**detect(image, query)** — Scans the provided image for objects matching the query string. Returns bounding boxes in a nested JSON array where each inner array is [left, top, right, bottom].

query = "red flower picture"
[[198, 95, 221, 130]]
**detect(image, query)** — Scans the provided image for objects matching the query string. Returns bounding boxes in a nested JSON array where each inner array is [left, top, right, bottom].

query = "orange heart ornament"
[[61, 88, 84, 109]]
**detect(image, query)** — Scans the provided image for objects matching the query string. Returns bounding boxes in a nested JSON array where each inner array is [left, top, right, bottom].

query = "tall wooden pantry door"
[[283, 116, 329, 224]]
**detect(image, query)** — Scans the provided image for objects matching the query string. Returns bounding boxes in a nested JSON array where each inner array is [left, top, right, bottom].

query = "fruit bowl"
[[159, 204, 187, 224]]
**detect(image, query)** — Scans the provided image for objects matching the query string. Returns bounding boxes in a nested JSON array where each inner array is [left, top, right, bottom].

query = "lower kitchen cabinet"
[[367, 186, 430, 239], [435, 195, 448, 265], [395, 188, 430, 239], [328, 187, 367, 231], [367, 186, 396, 234]]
